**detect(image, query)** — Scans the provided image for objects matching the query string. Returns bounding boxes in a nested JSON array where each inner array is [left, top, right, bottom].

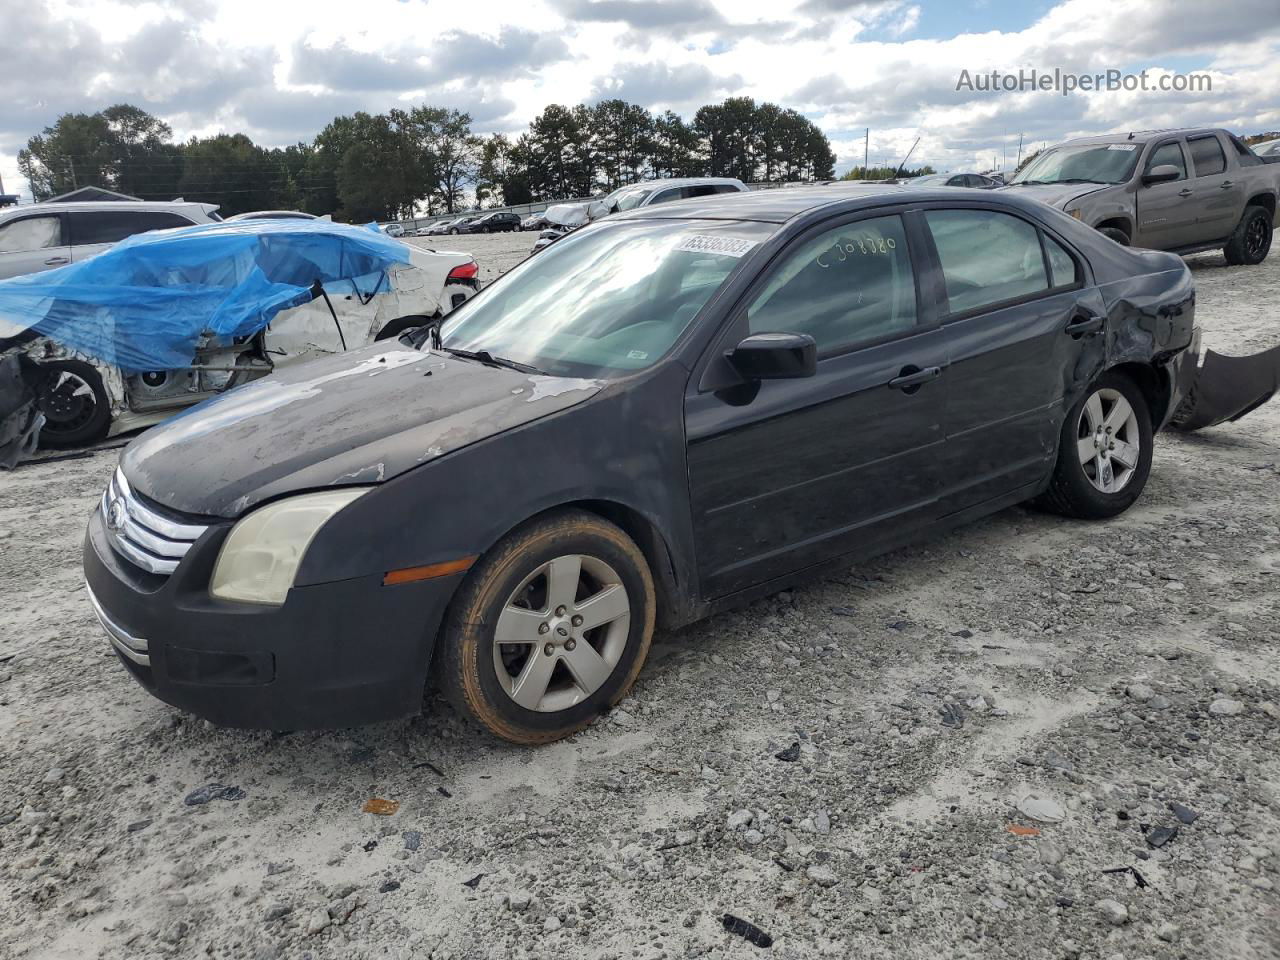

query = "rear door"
[[68, 209, 196, 263], [924, 205, 1107, 512], [0, 212, 70, 279], [685, 209, 948, 597], [1135, 139, 1200, 248], [1185, 134, 1245, 241]]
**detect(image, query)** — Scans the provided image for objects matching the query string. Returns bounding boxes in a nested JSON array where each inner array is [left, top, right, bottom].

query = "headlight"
[[210, 488, 370, 605], [1067, 208, 1083, 220]]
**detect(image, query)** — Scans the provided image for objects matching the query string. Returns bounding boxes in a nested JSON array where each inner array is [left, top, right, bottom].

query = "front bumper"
[[83, 504, 461, 730]]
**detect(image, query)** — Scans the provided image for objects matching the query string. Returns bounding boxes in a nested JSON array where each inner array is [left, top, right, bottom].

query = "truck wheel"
[[1223, 205, 1273, 266], [437, 510, 655, 744], [1035, 371, 1153, 520], [35, 359, 112, 448], [1097, 226, 1130, 246]]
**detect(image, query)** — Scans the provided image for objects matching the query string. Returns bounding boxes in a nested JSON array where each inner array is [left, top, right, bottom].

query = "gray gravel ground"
[[1, 230, 1278, 960]]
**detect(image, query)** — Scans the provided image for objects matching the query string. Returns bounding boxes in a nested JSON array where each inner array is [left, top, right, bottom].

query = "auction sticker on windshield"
[[674, 235, 757, 257], [1106, 144, 1138, 151]]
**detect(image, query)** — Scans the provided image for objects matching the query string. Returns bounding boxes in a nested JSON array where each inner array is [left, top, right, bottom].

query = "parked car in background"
[[83, 185, 1204, 742], [446, 218, 478, 235], [423, 218, 463, 236], [226, 210, 321, 222], [0, 201, 221, 280], [456, 212, 522, 233], [1253, 139, 1280, 158], [521, 212, 550, 231], [590, 177, 747, 217], [0, 221, 480, 448], [1003, 127, 1279, 264], [900, 173, 1002, 188]]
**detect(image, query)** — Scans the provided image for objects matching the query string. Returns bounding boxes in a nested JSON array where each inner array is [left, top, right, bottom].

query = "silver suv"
[[0, 201, 221, 280]]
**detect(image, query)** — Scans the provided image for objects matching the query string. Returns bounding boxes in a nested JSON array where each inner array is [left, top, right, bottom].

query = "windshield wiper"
[[1011, 178, 1108, 186], [441, 346, 542, 375]]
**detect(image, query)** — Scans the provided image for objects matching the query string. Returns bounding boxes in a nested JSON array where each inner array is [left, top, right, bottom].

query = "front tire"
[[35, 359, 111, 448], [438, 510, 655, 744], [1224, 205, 1273, 266], [1097, 226, 1130, 246], [1036, 371, 1153, 519]]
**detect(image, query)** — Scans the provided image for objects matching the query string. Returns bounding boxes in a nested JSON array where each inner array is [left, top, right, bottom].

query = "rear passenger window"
[[1187, 137, 1226, 177], [1146, 142, 1186, 180], [747, 214, 917, 354], [1044, 235, 1080, 288], [926, 210, 1049, 314], [69, 211, 194, 246]]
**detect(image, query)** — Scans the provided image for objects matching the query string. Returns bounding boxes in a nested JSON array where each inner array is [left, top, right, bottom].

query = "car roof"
[[0, 200, 217, 220], [610, 182, 1060, 225], [1055, 128, 1226, 148]]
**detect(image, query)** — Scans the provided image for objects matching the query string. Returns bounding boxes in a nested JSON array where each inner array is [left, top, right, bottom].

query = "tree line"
[[17, 98, 837, 222]]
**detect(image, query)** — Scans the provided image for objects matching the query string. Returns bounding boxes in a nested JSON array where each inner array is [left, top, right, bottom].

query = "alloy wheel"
[[1076, 387, 1140, 493], [492, 554, 631, 712], [1245, 215, 1269, 260]]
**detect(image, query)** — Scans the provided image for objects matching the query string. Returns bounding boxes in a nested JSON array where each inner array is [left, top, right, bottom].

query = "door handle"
[[888, 365, 942, 392], [1220, 180, 1234, 189], [1177, 189, 1193, 198], [1065, 315, 1104, 338], [43, 256, 69, 265]]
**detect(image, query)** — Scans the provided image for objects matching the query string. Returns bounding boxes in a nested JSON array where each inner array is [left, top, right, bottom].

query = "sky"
[[2, 0, 1278, 200]]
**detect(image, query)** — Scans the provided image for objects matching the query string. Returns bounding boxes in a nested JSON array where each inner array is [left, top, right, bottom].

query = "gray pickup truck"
[[1003, 127, 1278, 265]]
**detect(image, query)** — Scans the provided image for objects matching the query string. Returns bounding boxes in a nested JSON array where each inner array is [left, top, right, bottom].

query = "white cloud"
[[2, 0, 1278, 198]]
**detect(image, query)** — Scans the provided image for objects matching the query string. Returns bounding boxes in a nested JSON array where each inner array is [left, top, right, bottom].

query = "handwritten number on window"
[[817, 236, 896, 268]]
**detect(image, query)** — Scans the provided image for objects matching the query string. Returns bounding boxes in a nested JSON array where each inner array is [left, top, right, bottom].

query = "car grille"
[[101, 468, 208, 576]]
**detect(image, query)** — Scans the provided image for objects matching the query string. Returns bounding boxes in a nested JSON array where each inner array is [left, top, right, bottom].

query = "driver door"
[[1135, 140, 1199, 248], [685, 211, 948, 598]]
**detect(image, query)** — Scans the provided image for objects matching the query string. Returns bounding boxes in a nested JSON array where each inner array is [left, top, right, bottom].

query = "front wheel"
[[438, 510, 655, 744], [1036, 371, 1153, 519], [1224, 205, 1273, 266], [36, 359, 112, 448], [1097, 226, 1130, 246]]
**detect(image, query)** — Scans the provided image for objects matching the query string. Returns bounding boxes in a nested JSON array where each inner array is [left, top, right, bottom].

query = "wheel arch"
[[1106, 360, 1170, 426], [1245, 193, 1276, 219], [476, 498, 692, 631], [1094, 216, 1133, 240]]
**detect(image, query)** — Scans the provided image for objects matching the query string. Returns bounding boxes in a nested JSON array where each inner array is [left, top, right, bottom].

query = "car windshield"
[[902, 175, 948, 186], [1009, 144, 1141, 185], [438, 219, 772, 377]]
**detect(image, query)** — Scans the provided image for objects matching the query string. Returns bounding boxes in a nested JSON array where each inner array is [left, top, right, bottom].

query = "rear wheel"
[[35, 359, 111, 448], [438, 510, 655, 744], [1224, 205, 1273, 265], [1036, 371, 1152, 519]]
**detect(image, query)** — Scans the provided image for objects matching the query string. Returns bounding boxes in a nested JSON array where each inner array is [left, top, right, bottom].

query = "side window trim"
[[1145, 140, 1188, 179], [1186, 134, 1227, 178]]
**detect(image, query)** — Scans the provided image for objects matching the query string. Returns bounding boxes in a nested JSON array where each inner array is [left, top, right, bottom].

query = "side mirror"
[[727, 332, 817, 381], [1142, 164, 1181, 185]]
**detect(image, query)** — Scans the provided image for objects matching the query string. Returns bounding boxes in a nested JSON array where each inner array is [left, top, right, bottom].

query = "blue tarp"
[[0, 219, 411, 372]]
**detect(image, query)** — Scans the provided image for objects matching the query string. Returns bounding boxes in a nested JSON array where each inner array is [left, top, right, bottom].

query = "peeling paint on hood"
[[121, 341, 605, 518]]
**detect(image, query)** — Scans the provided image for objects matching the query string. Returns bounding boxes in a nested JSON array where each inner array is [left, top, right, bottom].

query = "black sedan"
[[457, 211, 522, 233], [84, 186, 1197, 743]]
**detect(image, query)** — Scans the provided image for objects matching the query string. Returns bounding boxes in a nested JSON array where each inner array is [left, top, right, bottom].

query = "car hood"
[[121, 342, 604, 518], [1000, 182, 1111, 208]]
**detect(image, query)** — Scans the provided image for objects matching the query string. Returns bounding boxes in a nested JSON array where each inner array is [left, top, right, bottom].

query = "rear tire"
[[437, 510, 655, 744], [1036, 371, 1153, 520], [35, 359, 111, 448], [1097, 226, 1130, 246], [1223, 205, 1273, 266]]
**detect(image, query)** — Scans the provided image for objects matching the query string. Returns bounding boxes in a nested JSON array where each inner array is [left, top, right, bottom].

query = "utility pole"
[[1016, 133, 1024, 167], [864, 128, 869, 176]]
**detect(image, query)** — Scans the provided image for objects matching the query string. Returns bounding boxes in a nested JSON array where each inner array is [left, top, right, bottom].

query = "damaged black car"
[[86, 186, 1207, 743]]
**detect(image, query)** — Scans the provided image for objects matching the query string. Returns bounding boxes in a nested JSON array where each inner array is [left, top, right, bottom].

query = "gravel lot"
[[1, 230, 1278, 960]]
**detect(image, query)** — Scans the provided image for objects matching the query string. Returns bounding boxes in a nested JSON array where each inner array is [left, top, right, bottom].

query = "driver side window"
[[1146, 142, 1187, 181], [746, 215, 918, 356]]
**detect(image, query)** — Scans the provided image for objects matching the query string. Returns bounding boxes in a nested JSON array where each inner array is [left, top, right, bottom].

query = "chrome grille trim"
[[86, 582, 150, 667], [102, 468, 208, 576]]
